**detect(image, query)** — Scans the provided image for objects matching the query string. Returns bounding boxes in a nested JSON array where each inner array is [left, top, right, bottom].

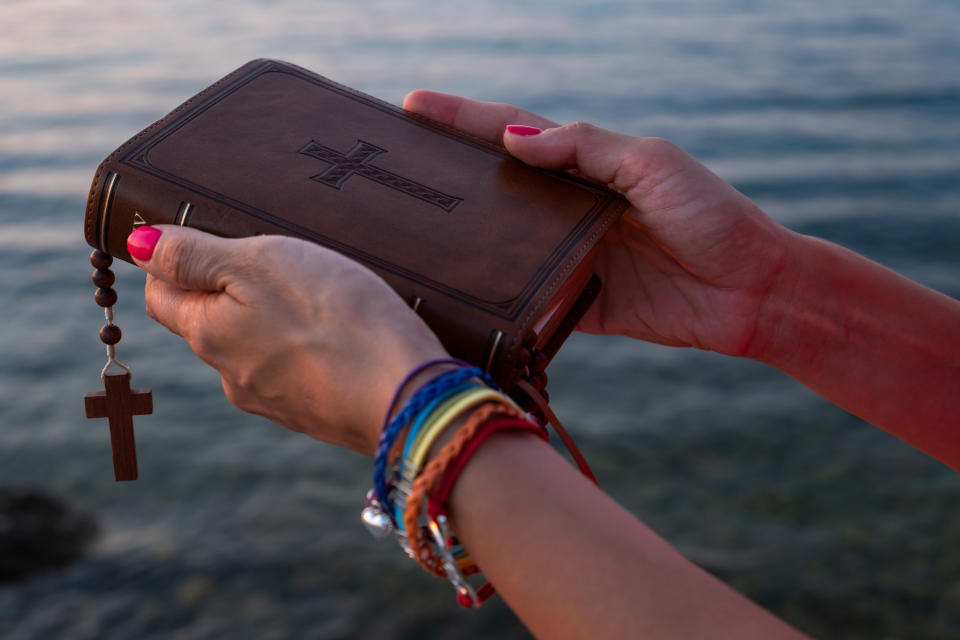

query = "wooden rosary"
[[78, 251, 548, 483], [83, 250, 152, 481], [512, 331, 551, 421]]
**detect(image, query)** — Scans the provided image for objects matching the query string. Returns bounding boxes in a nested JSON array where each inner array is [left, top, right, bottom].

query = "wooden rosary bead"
[[92, 268, 115, 288], [522, 330, 538, 349], [90, 250, 113, 269], [528, 371, 547, 392], [99, 324, 122, 345], [95, 287, 118, 308], [515, 347, 532, 370], [517, 395, 538, 413], [530, 350, 549, 372]]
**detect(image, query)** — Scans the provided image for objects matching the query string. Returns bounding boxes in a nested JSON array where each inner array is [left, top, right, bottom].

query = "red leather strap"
[[426, 415, 547, 608], [404, 402, 523, 576], [427, 417, 547, 519], [514, 378, 599, 485]]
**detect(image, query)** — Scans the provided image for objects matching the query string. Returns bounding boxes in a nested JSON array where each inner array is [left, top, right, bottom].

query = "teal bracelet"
[[392, 381, 475, 529]]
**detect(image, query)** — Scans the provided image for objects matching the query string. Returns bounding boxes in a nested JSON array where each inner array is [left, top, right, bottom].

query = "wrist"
[[741, 229, 821, 366], [361, 344, 453, 456], [362, 363, 537, 606], [748, 229, 899, 375]]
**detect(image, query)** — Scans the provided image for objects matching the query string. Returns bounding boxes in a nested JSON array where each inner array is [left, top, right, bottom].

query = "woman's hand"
[[403, 91, 960, 464], [128, 225, 448, 454], [403, 91, 792, 358]]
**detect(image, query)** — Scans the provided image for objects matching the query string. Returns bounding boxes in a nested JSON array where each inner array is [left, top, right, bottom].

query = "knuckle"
[[186, 324, 216, 361], [144, 298, 161, 325], [641, 136, 683, 158], [143, 277, 184, 336], [243, 234, 303, 270], [221, 380, 253, 413], [143, 282, 160, 320], [565, 120, 597, 136], [251, 233, 293, 252], [160, 235, 192, 286], [249, 234, 280, 251], [222, 375, 273, 418], [612, 137, 687, 193]]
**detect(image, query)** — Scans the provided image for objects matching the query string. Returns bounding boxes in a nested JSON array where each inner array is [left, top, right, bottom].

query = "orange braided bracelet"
[[403, 400, 523, 575]]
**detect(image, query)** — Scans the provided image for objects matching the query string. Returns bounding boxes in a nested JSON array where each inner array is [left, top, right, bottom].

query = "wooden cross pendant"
[[84, 371, 152, 481]]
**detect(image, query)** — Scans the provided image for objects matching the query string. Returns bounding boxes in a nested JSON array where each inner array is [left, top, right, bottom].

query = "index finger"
[[402, 90, 560, 147]]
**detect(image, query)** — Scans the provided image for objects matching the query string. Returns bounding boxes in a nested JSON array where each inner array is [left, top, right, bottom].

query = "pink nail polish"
[[506, 124, 542, 136], [127, 226, 162, 261]]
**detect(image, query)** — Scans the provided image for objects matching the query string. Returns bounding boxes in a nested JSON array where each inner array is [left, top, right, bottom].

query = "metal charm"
[[361, 489, 394, 539]]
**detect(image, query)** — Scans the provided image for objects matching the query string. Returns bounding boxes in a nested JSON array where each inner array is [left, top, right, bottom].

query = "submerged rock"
[[0, 489, 99, 582]]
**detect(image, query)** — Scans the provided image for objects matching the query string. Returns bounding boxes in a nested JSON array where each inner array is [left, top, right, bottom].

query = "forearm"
[[755, 231, 960, 466], [447, 431, 807, 639]]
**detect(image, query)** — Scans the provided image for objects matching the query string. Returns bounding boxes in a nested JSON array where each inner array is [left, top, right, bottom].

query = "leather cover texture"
[[83, 59, 629, 387]]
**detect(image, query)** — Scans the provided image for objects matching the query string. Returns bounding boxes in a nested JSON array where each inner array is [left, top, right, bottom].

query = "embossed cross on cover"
[[83, 59, 628, 389]]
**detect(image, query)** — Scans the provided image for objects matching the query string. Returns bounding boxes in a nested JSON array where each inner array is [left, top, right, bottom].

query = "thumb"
[[127, 224, 238, 292], [503, 122, 676, 197]]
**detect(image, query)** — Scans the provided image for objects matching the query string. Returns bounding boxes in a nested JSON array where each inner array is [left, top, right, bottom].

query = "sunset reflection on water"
[[1, 1, 959, 638]]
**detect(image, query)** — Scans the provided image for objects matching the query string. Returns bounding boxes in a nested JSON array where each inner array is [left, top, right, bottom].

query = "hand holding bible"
[[130, 225, 447, 454], [403, 91, 792, 359], [404, 91, 960, 464]]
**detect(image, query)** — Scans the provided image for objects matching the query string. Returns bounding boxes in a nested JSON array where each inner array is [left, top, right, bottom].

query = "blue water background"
[[1, 1, 959, 637]]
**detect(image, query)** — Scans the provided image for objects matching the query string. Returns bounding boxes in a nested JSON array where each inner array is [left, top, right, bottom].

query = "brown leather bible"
[[83, 59, 628, 393]]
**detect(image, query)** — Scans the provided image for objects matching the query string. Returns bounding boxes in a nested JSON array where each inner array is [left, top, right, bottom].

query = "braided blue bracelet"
[[392, 381, 475, 529], [380, 358, 470, 432], [373, 365, 499, 511]]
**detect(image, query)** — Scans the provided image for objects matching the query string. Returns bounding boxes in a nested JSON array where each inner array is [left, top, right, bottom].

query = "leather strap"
[[513, 379, 598, 485]]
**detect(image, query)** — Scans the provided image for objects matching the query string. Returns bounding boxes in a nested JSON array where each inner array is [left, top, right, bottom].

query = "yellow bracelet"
[[407, 386, 521, 465], [397, 387, 488, 480], [408, 388, 503, 470], [407, 388, 514, 471]]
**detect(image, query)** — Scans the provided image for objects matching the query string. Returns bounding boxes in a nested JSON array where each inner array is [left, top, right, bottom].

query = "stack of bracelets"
[[360, 358, 590, 609]]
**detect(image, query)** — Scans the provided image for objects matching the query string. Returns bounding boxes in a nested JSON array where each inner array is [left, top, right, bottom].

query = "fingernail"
[[506, 124, 542, 136], [127, 226, 162, 261]]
